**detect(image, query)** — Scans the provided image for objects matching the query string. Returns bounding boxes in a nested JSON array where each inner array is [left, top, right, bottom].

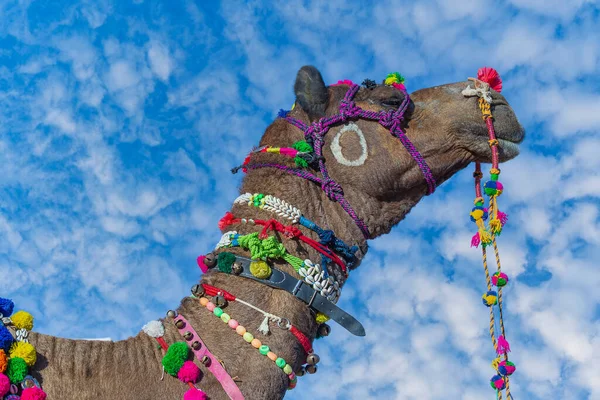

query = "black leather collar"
[[228, 255, 365, 337]]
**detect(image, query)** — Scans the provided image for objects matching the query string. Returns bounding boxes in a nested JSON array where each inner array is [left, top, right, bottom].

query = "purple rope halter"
[[244, 83, 436, 239]]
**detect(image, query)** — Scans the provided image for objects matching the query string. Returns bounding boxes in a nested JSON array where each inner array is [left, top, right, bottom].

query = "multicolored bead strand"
[[464, 68, 516, 399], [196, 297, 297, 390]]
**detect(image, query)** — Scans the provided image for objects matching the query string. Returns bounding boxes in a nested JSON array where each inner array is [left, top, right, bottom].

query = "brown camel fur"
[[25, 66, 524, 399]]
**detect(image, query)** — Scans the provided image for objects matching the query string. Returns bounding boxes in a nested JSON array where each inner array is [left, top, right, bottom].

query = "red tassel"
[[218, 212, 238, 230], [477, 67, 502, 93], [496, 335, 511, 355]]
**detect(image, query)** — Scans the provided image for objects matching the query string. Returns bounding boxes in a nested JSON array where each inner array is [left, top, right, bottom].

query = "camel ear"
[[294, 65, 328, 121]]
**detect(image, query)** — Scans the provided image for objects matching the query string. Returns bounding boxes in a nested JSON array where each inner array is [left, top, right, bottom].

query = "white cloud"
[[147, 41, 173, 81]]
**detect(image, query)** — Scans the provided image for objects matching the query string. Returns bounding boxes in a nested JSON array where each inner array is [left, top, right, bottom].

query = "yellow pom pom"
[[250, 261, 272, 279], [315, 312, 330, 325], [9, 341, 37, 367], [384, 72, 405, 85], [11, 311, 34, 331]]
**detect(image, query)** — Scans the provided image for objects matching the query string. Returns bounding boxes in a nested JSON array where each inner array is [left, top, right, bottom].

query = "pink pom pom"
[[477, 67, 502, 93], [496, 335, 511, 355], [178, 361, 201, 383], [0, 373, 10, 397], [21, 387, 47, 400], [391, 82, 406, 91], [183, 388, 208, 400], [197, 255, 209, 273], [471, 232, 481, 248], [331, 79, 354, 86]]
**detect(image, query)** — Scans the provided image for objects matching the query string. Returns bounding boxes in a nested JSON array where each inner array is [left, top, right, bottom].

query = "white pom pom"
[[142, 320, 165, 338]]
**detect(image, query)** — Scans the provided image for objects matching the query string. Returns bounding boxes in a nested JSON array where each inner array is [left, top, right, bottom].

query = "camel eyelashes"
[[381, 98, 403, 108]]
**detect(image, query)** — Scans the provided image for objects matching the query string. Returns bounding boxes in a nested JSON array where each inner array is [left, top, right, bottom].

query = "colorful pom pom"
[[183, 388, 208, 400], [384, 72, 405, 86], [492, 272, 509, 287], [331, 79, 354, 86], [250, 261, 272, 279], [484, 180, 504, 197], [498, 360, 516, 376], [315, 312, 330, 324], [7, 357, 28, 384], [0, 326, 13, 352], [490, 374, 506, 390], [482, 290, 498, 307], [0, 373, 9, 397], [177, 361, 201, 383], [0, 298, 14, 317], [217, 252, 236, 274], [470, 206, 488, 222], [142, 320, 165, 338], [0, 350, 6, 373], [162, 342, 190, 377], [21, 387, 47, 400], [477, 67, 502, 93], [9, 342, 37, 367], [11, 311, 34, 331]]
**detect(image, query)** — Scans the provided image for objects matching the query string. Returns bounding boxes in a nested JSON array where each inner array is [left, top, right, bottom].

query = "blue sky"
[[1, 1, 599, 399]]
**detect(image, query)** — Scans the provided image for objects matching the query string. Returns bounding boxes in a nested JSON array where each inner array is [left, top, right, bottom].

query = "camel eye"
[[381, 98, 402, 108]]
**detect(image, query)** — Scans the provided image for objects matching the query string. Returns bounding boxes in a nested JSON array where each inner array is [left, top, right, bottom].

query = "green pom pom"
[[293, 141, 314, 168], [217, 252, 237, 273], [162, 342, 190, 376], [384, 72, 405, 85], [7, 357, 28, 383], [292, 140, 313, 153]]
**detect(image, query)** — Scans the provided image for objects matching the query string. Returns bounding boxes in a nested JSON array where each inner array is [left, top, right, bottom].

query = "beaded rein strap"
[[463, 67, 516, 399], [0, 298, 46, 400], [236, 73, 436, 239]]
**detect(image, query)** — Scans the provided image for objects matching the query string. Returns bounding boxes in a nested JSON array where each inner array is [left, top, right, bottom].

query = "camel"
[[10, 65, 523, 399]]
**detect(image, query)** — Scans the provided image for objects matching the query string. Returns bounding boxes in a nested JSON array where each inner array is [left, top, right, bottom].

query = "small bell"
[[175, 320, 186, 329], [296, 366, 306, 377], [201, 356, 211, 366], [191, 284, 205, 297], [306, 353, 320, 365], [204, 253, 217, 268], [214, 295, 228, 308], [183, 332, 193, 341], [305, 364, 318, 374], [192, 341, 202, 350], [317, 323, 331, 338], [231, 262, 244, 275], [166, 310, 178, 318]]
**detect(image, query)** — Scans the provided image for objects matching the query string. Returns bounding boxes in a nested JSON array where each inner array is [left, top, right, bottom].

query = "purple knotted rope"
[[246, 83, 436, 239]]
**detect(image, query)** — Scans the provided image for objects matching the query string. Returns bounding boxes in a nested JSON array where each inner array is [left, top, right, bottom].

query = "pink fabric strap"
[[174, 315, 245, 400]]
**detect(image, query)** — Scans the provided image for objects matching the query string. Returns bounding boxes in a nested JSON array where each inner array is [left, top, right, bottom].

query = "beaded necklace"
[[0, 298, 46, 400], [142, 283, 322, 398], [463, 68, 516, 399]]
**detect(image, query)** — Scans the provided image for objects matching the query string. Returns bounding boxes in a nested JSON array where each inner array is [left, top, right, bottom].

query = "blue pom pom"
[[0, 325, 14, 351], [277, 109, 290, 118], [0, 297, 14, 317]]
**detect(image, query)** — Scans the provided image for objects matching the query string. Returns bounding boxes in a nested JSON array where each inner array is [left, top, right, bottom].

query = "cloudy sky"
[[1, 1, 599, 399]]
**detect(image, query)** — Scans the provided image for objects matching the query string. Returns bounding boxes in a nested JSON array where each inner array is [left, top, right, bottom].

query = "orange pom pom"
[[0, 349, 7, 373]]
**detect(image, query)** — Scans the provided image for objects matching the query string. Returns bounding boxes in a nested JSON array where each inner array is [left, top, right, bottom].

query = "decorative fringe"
[[496, 335, 511, 355], [471, 232, 481, 248], [257, 316, 271, 335]]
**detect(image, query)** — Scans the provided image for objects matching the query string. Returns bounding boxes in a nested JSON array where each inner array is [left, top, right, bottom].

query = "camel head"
[[268, 66, 524, 236]]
